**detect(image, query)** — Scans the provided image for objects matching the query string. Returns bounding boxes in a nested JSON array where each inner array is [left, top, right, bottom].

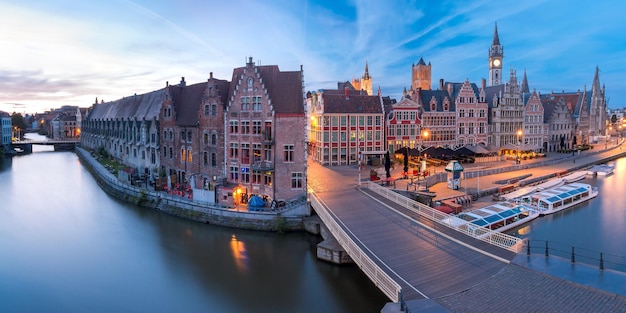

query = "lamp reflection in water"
[[230, 234, 249, 272]]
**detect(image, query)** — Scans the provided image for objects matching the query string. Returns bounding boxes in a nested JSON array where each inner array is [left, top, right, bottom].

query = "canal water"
[[0, 134, 388, 313], [510, 157, 626, 271]]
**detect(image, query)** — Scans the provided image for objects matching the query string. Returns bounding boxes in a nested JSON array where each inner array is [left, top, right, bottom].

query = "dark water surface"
[[0, 135, 388, 313], [510, 157, 626, 271]]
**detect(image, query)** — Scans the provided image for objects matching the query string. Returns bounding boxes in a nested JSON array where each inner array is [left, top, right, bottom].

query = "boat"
[[517, 182, 598, 216], [561, 171, 587, 183], [596, 165, 614, 176], [534, 177, 564, 191], [441, 201, 540, 235], [587, 164, 614, 176]]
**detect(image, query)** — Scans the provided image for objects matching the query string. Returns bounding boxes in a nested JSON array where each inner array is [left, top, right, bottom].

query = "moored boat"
[[561, 171, 587, 183], [518, 182, 598, 216], [441, 201, 540, 234]]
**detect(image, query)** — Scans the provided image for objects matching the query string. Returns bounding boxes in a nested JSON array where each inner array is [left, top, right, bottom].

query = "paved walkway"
[[316, 142, 626, 312]]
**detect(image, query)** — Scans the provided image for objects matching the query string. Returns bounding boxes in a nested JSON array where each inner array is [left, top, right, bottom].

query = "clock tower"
[[489, 22, 504, 86]]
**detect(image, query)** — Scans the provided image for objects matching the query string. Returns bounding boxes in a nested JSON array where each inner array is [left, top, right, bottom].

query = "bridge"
[[307, 160, 626, 312], [11, 139, 79, 153]]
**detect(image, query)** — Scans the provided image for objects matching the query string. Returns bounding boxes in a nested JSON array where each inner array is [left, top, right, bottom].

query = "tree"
[[11, 112, 28, 131]]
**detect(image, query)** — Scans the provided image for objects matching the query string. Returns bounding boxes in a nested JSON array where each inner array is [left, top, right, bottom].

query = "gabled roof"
[[418, 90, 455, 112], [321, 94, 382, 114], [88, 89, 163, 121], [484, 85, 506, 108], [230, 65, 304, 115], [168, 81, 206, 126]]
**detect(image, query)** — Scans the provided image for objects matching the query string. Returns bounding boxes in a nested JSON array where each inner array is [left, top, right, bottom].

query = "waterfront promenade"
[[308, 143, 626, 312]]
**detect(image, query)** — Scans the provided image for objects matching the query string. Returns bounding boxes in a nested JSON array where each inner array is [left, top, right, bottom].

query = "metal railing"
[[309, 194, 402, 303], [366, 182, 524, 253], [526, 240, 626, 272]]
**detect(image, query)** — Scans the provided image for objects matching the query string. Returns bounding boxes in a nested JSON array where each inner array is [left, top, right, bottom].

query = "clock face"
[[493, 59, 501, 67]]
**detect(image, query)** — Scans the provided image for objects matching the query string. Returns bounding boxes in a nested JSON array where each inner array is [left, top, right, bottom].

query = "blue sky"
[[1, 0, 624, 114]]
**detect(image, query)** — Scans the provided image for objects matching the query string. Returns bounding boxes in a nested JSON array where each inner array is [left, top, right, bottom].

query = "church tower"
[[589, 66, 607, 136], [351, 60, 373, 95], [412, 57, 432, 90], [488, 22, 504, 86]]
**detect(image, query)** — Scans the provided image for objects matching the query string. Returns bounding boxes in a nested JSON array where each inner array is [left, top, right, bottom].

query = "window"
[[211, 133, 217, 145], [187, 149, 192, 163], [252, 121, 262, 134], [253, 144, 262, 162], [211, 102, 218, 116], [241, 143, 250, 164], [459, 109, 465, 118], [241, 121, 250, 134], [459, 123, 465, 135], [181, 148, 186, 161], [230, 166, 239, 180], [180, 131, 185, 141], [252, 170, 261, 184], [204, 104, 210, 116], [230, 120, 239, 133], [264, 172, 272, 186], [169, 147, 173, 158], [203, 151, 208, 166], [211, 152, 217, 167], [203, 133, 209, 145], [284, 144, 294, 162], [241, 97, 250, 110], [253, 96, 262, 111], [469, 109, 474, 118], [230, 143, 239, 158], [291, 172, 303, 189], [187, 131, 192, 142], [241, 167, 250, 183]]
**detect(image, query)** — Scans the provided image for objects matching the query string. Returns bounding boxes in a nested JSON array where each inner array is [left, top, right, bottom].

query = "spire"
[[492, 22, 500, 46], [592, 65, 601, 93], [363, 60, 371, 80], [417, 57, 426, 66], [521, 69, 530, 94]]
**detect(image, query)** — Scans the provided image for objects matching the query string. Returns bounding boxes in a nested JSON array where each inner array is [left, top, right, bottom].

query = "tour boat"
[[517, 182, 598, 216], [441, 202, 540, 234]]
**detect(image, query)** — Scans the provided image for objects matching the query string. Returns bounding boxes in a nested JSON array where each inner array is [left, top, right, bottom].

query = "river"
[[0, 134, 388, 313], [510, 157, 626, 271]]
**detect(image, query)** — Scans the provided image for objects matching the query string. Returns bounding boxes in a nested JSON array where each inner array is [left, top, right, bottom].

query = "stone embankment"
[[76, 147, 308, 232]]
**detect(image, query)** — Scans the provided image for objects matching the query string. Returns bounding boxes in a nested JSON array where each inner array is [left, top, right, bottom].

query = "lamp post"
[[516, 130, 522, 165]]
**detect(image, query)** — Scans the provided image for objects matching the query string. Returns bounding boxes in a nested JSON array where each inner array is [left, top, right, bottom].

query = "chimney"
[[210, 72, 213, 79], [345, 87, 349, 100], [180, 77, 186, 87], [439, 78, 444, 90], [447, 82, 453, 96], [482, 78, 486, 89]]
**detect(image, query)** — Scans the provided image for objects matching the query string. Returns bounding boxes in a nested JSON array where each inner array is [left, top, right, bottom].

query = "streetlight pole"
[[516, 130, 522, 165]]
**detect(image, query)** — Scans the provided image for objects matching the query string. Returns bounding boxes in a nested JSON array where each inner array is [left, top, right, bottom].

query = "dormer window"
[[248, 78, 253, 87]]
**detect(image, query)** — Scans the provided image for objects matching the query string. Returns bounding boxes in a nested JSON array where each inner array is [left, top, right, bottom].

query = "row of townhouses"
[[308, 23, 607, 165], [81, 57, 307, 208], [0, 111, 12, 153]]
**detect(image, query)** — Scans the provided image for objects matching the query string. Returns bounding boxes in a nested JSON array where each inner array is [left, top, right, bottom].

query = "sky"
[[1, 0, 625, 115]]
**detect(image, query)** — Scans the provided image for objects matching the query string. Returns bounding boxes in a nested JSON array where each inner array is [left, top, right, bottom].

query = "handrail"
[[526, 240, 626, 272], [309, 194, 402, 303], [366, 182, 524, 253]]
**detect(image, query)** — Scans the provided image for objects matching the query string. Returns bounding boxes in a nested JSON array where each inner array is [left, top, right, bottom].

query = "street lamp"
[[516, 130, 523, 165]]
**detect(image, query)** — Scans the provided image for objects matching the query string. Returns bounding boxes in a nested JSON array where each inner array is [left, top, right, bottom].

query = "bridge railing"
[[366, 182, 524, 253], [310, 194, 402, 303]]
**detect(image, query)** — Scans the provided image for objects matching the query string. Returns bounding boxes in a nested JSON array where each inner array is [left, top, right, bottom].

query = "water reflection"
[[0, 135, 388, 313], [509, 157, 626, 270]]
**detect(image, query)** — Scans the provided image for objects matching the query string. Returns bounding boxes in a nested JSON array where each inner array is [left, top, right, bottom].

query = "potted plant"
[[370, 169, 378, 181]]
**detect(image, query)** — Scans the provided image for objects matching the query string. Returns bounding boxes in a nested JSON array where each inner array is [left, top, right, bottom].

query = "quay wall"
[[76, 147, 307, 232]]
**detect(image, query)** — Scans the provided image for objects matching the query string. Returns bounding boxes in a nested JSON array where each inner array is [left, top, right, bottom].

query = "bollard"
[[571, 247, 575, 263], [527, 241, 531, 256], [600, 253, 604, 270], [545, 241, 549, 257]]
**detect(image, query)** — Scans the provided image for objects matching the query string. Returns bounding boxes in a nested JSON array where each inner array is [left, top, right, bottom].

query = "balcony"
[[251, 160, 274, 171]]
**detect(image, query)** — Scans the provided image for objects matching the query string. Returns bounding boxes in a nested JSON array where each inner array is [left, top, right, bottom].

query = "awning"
[[445, 160, 464, 172]]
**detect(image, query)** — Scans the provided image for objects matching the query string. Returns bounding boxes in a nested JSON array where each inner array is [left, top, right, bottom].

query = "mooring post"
[[526, 241, 531, 256], [600, 253, 604, 270], [571, 246, 575, 263], [545, 241, 549, 257]]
